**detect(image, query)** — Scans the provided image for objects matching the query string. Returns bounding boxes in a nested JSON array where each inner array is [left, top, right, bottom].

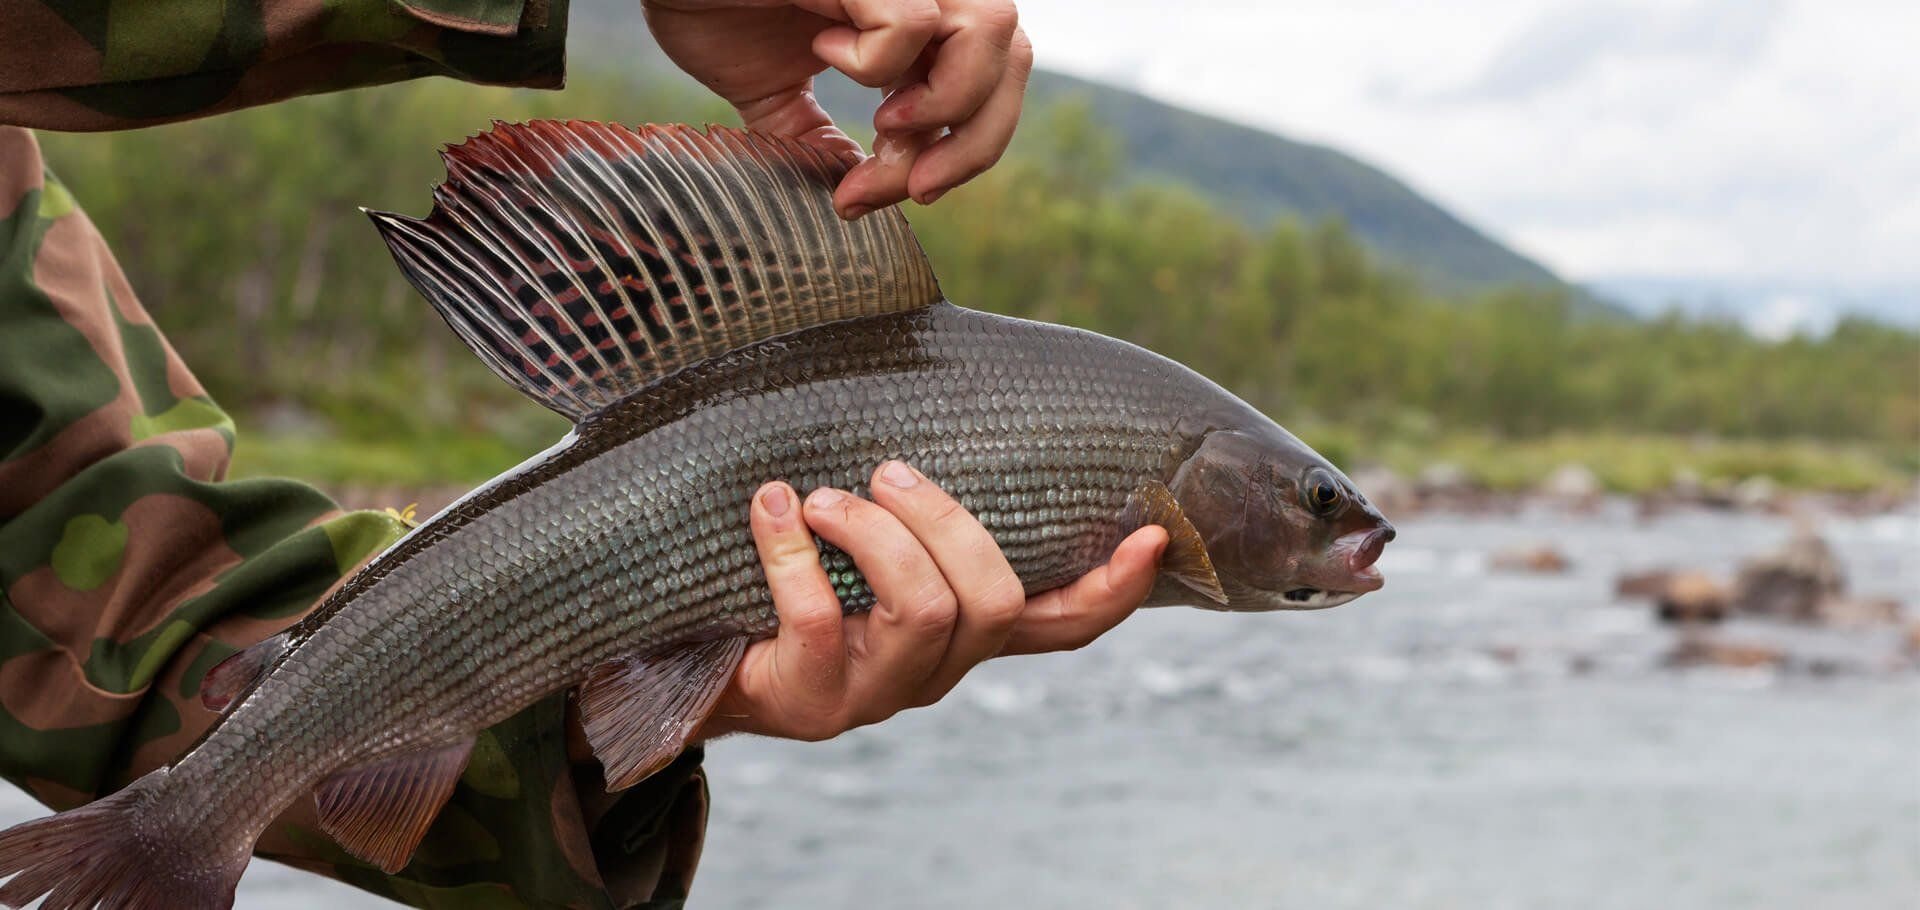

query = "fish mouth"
[[1279, 587, 1363, 609]]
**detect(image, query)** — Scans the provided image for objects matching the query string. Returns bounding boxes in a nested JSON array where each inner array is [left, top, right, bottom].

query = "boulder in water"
[[1731, 526, 1844, 622], [1655, 571, 1730, 624]]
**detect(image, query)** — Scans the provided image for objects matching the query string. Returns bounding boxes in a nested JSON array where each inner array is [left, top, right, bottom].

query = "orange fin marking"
[[1123, 481, 1228, 606]]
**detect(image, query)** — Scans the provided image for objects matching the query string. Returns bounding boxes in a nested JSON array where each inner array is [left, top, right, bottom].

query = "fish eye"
[[1303, 469, 1343, 515]]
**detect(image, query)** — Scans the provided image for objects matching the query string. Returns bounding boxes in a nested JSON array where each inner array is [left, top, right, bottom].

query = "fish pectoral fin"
[[578, 635, 749, 791], [314, 740, 475, 874], [1123, 481, 1229, 606], [198, 631, 290, 712]]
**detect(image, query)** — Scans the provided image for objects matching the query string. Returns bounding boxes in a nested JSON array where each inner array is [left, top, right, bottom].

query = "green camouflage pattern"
[[0, 125, 706, 908], [0, 0, 567, 131]]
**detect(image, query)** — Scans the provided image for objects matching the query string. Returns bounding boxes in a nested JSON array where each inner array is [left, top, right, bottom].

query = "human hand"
[[642, 0, 1034, 219], [698, 461, 1166, 741]]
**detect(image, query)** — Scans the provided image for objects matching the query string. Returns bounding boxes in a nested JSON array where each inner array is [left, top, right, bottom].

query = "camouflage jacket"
[[0, 4, 713, 907], [0, 0, 566, 131]]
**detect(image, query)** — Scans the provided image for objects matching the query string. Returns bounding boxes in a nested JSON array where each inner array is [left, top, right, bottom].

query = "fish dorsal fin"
[[314, 740, 474, 874], [367, 120, 944, 422], [198, 632, 290, 713], [1123, 481, 1229, 606]]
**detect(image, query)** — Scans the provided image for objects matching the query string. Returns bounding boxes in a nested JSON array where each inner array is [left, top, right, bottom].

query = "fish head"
[[1169, 426, 1395, 611]]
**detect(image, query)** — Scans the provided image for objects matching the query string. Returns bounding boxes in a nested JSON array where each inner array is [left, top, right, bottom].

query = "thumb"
[[733, 83, 866, 169]]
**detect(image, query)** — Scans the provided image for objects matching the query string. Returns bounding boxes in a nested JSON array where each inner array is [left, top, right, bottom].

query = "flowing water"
[[4, 504, 1916, 908]]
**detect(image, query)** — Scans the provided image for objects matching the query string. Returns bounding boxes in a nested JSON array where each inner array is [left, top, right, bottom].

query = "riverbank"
[[227, 426, 1916, 517]]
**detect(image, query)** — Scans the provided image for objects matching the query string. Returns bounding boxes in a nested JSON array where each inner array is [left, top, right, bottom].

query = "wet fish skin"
[[0, 121, 1393, 909]]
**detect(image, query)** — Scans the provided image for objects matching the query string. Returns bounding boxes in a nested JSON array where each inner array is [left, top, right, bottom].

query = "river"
[[3, 503, 1915, 908]]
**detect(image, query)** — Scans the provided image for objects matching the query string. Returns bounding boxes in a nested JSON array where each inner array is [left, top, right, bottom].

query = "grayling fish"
[[0, 120, 1394, 909]]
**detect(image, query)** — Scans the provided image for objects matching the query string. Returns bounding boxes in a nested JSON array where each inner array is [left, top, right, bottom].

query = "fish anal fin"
[[1124, 481, 1229, 606], [314, 740, 474, 874], [578, 635, 748, 791], [199, 632, 289, 712], [368, 121, 943, 422]]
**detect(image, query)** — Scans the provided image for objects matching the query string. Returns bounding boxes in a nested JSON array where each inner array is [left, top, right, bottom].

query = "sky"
[[1015, 0, 1920, 306]]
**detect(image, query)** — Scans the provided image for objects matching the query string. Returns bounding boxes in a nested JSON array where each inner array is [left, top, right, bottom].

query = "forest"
[[34, 73, 1919, 493]]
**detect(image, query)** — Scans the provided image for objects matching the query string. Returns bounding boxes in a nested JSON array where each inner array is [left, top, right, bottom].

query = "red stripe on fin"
[[365, 121, 942, 423]]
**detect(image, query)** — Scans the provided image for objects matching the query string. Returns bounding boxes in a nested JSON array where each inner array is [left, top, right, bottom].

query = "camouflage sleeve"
[[0, 126, 707, 908], [0, 0, 568, 131]]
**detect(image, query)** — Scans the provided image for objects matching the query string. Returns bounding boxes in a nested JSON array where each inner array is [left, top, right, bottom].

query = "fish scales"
[[0, 122, 1394, 910], [154, 304, 1225, 849]]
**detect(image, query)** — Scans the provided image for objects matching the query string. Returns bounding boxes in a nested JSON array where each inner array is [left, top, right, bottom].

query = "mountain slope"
[[567, 3, 1560, 291], [810, 69, 1559, 290]]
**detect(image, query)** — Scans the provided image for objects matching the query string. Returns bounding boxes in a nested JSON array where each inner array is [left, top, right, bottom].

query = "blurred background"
[[12, 0, 1920, 906]]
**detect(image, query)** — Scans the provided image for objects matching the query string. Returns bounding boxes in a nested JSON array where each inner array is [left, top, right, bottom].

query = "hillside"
[[567, 2, 1560, 291], [813, 69, 1562, 290]]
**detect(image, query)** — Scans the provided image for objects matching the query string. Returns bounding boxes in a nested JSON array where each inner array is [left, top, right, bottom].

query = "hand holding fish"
[[702, 463, 1169, 742], [643, 0, 1032, 218]]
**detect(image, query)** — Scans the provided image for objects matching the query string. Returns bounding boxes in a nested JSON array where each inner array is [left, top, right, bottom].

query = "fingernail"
[[879, 460, 919, 488], [807, 487, 846, 509], [916, 188, 948, 206], [842, 204, 873, 220], [759, 485, 790, 517]]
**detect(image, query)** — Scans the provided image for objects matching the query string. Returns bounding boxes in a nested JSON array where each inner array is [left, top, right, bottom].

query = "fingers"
[[736, 482, 850, 732], [999, 526, 1166, 656], [902, 25, 1031, 203], [867, 461, 1025, 706], [873, 1, 1017, 134], [802, 484, 957, 723], [734, 89, 867, 167], [807, 0, 942, 88]]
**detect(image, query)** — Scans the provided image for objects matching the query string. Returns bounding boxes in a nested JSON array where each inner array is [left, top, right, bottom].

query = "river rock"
[[1665, 634, 1786, 669], [1490, 544, 1571, 574], [1812, 596, 1903, 628], [1615, 569, 1673, 599], [1731, 526, 1844, 621], [1539, 463, 1603, 509], [1655, 571, 1730, 624]]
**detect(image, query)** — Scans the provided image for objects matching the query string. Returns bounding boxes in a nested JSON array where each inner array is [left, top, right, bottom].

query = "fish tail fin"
[[0, 768, 246, 910]]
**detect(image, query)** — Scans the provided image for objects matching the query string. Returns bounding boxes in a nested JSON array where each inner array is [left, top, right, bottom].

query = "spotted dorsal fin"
[[366, 120, 943, 422]]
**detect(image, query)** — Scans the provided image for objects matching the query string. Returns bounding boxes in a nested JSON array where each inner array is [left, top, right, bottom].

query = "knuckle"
[[762, 534, 820, 567], [925, 495, 972, 528], [1010, 30, 1036, 74], [785, 595, 843, 635], [973, 1, 1020, 36], [976, 573, 1027, 625], [898, 0, 942, 31], [905, 579, 961, 632]]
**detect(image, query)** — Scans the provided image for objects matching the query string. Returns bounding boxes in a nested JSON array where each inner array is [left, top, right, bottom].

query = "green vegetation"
[[37, 72, 1918, 495]]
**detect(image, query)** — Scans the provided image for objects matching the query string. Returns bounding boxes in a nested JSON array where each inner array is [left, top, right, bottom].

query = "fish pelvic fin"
[[579, 635, 748, 791], [1122, 481, 1229, 607], [366, 121, 944, 423], [0, 768, 247, 910], [314, 740, 474, 874]]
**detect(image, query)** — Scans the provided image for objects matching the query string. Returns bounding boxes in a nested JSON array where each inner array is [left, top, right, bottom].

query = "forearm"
[[0, 0, 570, 131]]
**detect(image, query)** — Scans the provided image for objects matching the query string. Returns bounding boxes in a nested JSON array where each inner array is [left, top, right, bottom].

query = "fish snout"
[[1348, 526, 1395, 573]]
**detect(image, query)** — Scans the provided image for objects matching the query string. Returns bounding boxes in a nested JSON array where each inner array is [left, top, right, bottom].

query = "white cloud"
[[1014, 0, 1920, 289]]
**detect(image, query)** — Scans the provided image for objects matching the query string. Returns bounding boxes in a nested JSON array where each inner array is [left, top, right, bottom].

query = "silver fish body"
[[0, 121, 1392, 910]]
